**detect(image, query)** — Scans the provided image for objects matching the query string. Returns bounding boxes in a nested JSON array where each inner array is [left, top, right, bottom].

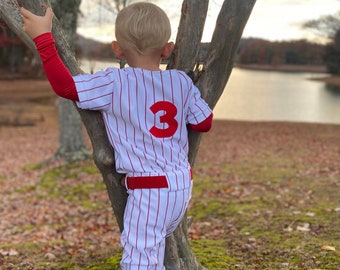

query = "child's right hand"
[[21, 7, 53, 39]]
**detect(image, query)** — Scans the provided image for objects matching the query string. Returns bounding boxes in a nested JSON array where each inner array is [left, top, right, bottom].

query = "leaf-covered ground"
[[1, 79, 340, 269]]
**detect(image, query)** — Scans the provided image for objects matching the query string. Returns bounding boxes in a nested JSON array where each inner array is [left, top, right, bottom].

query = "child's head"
[[115, 2, 171, 55]]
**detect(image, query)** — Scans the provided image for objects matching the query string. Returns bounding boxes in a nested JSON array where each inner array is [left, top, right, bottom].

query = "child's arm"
[[21, 7, 79, 101]]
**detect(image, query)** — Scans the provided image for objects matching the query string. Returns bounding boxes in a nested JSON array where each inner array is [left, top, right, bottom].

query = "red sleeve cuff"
[[188, 113, 213, 132]]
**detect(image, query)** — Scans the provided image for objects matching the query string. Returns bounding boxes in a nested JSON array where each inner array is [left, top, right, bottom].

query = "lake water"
[[214, 68, 340, 124], [80, 60, 340, 125]]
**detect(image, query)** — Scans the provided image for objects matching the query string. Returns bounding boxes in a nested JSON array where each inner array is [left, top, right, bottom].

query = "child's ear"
[[161, 42, 174, 59], [111, 41, 125, 59]]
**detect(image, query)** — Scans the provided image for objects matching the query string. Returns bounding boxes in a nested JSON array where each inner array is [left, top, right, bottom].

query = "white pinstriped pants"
[[120, 183, 193, 270]]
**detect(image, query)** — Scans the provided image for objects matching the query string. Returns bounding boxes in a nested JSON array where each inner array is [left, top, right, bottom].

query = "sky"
[[77, 0, 340, 43], [242, 0, 340, 42]]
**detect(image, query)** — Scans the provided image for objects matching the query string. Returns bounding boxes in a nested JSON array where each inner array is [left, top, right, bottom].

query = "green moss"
[[0, 242, 43, 255], [84, 253, 122, 270], [222, 156, 300, 184], [22, 162, 42, 170], [189, 199, 224, 220], [191, 239, 236, 269], [15, 184, 37, 194], [35, 161, 105, 207], [36, 261, 76, 270]]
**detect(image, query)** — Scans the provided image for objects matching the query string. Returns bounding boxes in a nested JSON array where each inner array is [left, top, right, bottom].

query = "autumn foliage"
[[0, 28, 329, 75], [237, 38, 325, 66]]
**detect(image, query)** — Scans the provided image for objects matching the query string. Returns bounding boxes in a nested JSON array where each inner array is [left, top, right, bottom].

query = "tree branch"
[[167, 0, 209, 72], [200, 0, 257, 107]]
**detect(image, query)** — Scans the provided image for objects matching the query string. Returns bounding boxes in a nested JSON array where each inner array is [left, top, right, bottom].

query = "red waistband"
[[126, 169, 193, 190], [126, 175, 168, 189]]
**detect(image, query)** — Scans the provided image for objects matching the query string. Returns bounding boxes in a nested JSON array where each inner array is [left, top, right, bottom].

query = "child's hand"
[[21, 7, 53, 39]]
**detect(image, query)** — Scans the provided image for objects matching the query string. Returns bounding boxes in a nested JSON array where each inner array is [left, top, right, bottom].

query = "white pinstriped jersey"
[[75, 67, 211, 182]]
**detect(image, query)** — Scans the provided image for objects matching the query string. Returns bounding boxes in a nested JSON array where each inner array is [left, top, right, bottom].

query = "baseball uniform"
[[74, 67, 212, 269], [33, 32, 213, 270]]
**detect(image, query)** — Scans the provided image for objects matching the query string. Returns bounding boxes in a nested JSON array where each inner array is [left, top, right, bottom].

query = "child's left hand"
[[21, 7, 54, 39]]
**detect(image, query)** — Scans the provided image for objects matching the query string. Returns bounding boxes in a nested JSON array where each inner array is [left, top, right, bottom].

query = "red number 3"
[[149, 101, 178, 138]]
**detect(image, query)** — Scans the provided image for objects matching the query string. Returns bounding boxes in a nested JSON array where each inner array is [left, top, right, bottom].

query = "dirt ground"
[[1, 77, 340, 269]]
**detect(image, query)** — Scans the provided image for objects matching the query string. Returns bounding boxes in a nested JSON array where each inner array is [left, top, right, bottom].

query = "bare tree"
[[0, 0, 256, 268], [101, 0, 130, 13], [50, 0, 91, 161], [302, 11, 340, 75], [302, 11, 340, 41], [0, 0, 89, 162]]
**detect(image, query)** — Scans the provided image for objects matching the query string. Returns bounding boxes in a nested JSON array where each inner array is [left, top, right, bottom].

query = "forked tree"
[[0, 0, 256, 269]]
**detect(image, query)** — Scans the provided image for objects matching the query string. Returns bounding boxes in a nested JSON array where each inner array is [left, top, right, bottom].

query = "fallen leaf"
[[296, 223, 310, 232], [321, 245, 336, 251], [44, 252, 57, 260]]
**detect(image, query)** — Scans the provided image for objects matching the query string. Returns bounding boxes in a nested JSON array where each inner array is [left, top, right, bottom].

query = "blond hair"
[[115, 2, 171, 55]]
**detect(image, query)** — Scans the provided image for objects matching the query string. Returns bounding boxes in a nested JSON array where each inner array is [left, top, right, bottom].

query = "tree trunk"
[[50, 0, 90, 161], [0, 0, 256, 268], [55, 98, 91, 161]]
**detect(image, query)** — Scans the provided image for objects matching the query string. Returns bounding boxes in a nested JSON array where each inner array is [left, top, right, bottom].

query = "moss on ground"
[[17, 160, 106, 209], [2, 151, 340, 269], [191, 239, 236, 269], [84, 253, 122, 270], [188, 155, 340, 269]]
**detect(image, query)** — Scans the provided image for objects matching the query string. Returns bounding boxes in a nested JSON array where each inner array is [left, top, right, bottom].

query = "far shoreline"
[[1, 63, 340, 87], [236, 64, 340, 87]]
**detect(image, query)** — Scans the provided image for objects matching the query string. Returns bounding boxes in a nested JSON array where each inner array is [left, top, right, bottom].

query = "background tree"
[[302, 11, 340, 74], [0, 0, 89, 161], [238, 38, 325, 66], [50, 0, 91, 161], [302, 11, 340, 41], [101, 0, 130, 13], [0, 0, 256, 269], [0, 22, 25, 72], [323, 30, 340, 74]]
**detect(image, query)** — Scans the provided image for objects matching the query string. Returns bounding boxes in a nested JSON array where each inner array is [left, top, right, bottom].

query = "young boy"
[[21, 2, 212, 269]]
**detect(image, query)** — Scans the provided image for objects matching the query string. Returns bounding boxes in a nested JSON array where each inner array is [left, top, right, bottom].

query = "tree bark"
[[0, 0, 256, 268], [51, 0, 90, 161]]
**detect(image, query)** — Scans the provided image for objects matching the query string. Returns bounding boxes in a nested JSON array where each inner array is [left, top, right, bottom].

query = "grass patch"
[[190, 155, 340, 269]]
